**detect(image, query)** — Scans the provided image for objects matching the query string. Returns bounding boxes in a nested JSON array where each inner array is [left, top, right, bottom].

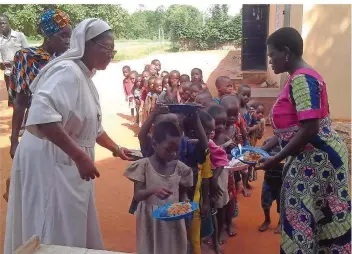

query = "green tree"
[[164, 5, 203, 42]]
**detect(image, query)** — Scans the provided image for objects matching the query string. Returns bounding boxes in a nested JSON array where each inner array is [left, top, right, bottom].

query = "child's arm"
[[261, 136, 279, 152], [123, 80, 128, 99], [138, 104, 169, 142], [134, 181, 172, 201], [194, 110, 208, 152], [150, 95, 157, 112]]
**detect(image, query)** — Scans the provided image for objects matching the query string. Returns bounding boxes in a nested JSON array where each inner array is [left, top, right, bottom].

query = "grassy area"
[[28, 39, 172, 60]]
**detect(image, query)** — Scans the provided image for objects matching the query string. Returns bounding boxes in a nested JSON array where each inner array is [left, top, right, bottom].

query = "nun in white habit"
[[4, 18, 132, 254]]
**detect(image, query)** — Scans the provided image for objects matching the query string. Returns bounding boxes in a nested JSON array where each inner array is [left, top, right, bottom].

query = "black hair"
[[122, 65, 131, 70], [207, 104, 226, 119], [148, 76, 156, 85], [181, 81, 192, 88], [183, 115, 196, 134], [142, 70, 151, 75], [215, 76, 231, 86], [0, 14, 9, 21], [219, 94, 240, 107], [161, 71, 169, 75], [180, 74, 190, 81], [266, 27, 303, 58], [151, 59, 160, 64], [170, 70, 180, 76], [191, 68, 203, 75], [238, 84, 250, 92], [130, 70, 138, 75], [152, 121, 181, 143], [190, 82, 203, 90], [252, 102, 265, 109], [144, 64, 150, 71], [199, 110, 214, 130], [162, 74, 169, 81]]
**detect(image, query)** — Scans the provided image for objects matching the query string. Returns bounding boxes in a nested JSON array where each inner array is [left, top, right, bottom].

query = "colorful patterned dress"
[[270, 68, 351, 254], [9, 47, 53, 107]]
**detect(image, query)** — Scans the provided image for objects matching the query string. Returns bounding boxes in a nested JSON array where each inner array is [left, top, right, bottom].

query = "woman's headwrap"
[[38, 9, 71, 38], [30, 18, 111, 94]]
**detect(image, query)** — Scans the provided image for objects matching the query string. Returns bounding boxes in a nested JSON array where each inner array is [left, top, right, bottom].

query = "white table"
[[34, 245, 130, 254], [15, 236, 131, 254]]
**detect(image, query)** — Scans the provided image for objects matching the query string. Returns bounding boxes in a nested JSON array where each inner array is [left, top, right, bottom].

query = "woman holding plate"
[[256, 27, 350, 254]]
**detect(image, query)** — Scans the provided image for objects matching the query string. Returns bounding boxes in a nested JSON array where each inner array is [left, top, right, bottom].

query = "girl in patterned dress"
[[124, 121, 193, 254], [258, 27, 351, 254]]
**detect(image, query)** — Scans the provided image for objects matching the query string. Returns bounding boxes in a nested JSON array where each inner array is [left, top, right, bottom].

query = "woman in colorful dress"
[[4, 9, 72, 202], [9, 9, 72, 159], [257, 27, 351, 254]]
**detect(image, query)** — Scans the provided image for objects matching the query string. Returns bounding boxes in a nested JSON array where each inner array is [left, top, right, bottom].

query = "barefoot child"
[[122, 65, 132, 102], [127, 71, 138, 121], [195, 90, 217, 109], [139, 70, 152, 125], [248, 101, 265, 146], [151, 59, 161, 76], [258, 136, 283, 233], [180, 74, 191, 84], [179, 81, 192, 103], [149, 63, 158, 77], [189, 82, 203, 103], [191, 68, 203, 83], [124, 121, 193, 254], [122, 65, 131, 79], [157, 70, 181, 104], [207, 105, 237, 244], [214, 76, 234, 103], [144, 77, 156, 120], [162, 74, 169, 91], [132, 74, 143, 125], [181, 111, 212, 254], [161, 71, 169, 78], [219, 95, 251, 198], [150, 78, 163, 112]]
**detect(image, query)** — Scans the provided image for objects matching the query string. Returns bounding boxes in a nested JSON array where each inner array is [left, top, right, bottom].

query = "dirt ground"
[[0, 50, 279, 253]]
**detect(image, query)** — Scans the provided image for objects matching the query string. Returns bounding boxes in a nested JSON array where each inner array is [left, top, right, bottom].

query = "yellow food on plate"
[[167, 201, 192, 216], [243, 151, 263, 163]]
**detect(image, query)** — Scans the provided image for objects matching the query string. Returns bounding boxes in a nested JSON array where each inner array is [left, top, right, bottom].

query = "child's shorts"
[[261, 181, 281, 213]]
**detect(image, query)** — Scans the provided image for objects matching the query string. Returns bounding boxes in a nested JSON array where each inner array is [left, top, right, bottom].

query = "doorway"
[[241, 4, 270, 71]]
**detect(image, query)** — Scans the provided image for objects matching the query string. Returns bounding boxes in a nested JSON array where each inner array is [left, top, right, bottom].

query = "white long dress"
[[4, 60, 104, 254]]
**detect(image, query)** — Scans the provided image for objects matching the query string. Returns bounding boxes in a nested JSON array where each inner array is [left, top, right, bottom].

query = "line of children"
[[122, 65, 272, 253]]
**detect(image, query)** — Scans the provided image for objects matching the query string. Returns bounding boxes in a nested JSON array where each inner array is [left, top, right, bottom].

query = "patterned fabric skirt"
[[280, 148, 351, 254]]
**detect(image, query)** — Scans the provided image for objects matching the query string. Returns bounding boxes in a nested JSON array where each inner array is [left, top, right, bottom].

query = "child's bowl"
[[152, 202, 199, 221], [167, 104, 203, 115], [231, 146, 269, 165]]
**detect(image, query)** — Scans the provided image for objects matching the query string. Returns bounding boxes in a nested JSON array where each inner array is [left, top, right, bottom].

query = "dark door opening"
[[241, 4, 270, 71]]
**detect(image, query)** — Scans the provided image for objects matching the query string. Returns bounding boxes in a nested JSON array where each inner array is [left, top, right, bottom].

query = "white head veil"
[[30, 18, 111, 94]]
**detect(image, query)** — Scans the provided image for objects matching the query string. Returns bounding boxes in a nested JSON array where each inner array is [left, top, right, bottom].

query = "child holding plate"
[[124, 121, 193, 254]]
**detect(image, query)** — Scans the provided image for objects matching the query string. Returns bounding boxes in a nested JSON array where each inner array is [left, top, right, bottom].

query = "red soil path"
[[0, 49, 280, 253]]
